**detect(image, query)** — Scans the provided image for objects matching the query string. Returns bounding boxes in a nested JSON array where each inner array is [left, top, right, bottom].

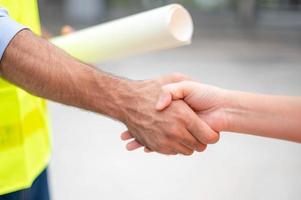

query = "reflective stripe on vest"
[[0, 0, 51, 194]]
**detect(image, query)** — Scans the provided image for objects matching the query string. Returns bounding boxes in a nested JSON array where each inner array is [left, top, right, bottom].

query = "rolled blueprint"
[[50, 4, 193, 63]]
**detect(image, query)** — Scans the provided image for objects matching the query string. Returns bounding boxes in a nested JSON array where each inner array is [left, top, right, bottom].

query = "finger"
[[151, 141, 177, 155], [143, 144, 174, 154], [161, 81, 198, 101], [121, 132, 151, 152], [144, 147, 153, 153], [120, 130, 133, 141], [155, 91, 172, 111], [126, 140, 143, 151], [172, 142, 194, 156], [180, 129, 207, 152], [187, 115, 220, 144], [180, 138, 207, 153], [41, 27, 53, 39], [61, 25, 75, 35], [121, 128, 148, 149], [196, 143, 207, 152], [163, 139, 193, 156]]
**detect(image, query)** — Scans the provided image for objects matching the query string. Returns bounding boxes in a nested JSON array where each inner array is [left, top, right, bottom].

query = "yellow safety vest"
[[0, 0, 51, 194]]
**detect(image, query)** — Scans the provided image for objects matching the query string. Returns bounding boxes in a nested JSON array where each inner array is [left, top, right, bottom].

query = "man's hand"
[[120, 77, 220, 155]]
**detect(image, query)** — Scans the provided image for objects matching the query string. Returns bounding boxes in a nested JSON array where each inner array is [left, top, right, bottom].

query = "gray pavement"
[[48, 29, 301, 200]]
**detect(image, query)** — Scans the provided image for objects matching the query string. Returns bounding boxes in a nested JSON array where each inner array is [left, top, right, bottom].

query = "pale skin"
[[0, 29, 221, 155], [122, 81, 301, 152]]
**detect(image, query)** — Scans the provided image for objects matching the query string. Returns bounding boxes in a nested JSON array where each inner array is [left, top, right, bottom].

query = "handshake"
[[117, 73, 227, 155], [117, 73, 301, 154]]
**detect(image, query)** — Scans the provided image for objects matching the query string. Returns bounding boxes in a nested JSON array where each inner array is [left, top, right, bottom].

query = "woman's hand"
[[156, 81, 229, 132]]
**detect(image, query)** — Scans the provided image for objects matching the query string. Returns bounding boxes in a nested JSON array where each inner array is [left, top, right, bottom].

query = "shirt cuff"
[[0, 16, 27, 61]]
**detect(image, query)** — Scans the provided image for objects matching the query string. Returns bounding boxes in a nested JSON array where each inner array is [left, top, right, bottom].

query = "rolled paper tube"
[[50, 4, 193, 63]]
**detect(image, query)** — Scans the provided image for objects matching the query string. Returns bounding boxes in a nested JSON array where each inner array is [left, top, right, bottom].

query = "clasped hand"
[[120, 75, 226, 155]]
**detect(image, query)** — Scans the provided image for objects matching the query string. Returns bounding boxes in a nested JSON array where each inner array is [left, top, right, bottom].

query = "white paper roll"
[[50, 4, 193, 63]]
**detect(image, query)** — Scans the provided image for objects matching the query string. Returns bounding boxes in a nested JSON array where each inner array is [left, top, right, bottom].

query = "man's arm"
[[0, 26, 219, 155], [0, 29, 128, 120]]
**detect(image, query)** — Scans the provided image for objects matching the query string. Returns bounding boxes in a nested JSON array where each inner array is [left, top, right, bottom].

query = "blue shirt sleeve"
[[0, 8, 27, 61]]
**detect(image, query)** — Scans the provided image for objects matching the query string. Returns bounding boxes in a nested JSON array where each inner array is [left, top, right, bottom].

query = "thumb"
[[156, 81, 196, 111], [60, 25, 75, 35], [155, 91, 172, 111]]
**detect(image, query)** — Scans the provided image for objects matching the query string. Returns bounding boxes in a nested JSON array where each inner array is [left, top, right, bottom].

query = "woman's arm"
[[123, 80, 301, 150], [224, 90, 301, 142], [156, 81, 301, 142]]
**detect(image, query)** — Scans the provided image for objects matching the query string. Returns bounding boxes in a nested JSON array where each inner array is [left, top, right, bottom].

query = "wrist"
[[222, 89, 246, 132], [74, 67, 135, 122], [221, 89, 237, 132], [110, 79, 160, 125], [95, 73, 136, 122], [112, 79, 155, 124]]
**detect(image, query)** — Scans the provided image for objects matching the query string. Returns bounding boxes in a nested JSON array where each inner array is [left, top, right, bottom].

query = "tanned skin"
[[0, 30, 220, 155]]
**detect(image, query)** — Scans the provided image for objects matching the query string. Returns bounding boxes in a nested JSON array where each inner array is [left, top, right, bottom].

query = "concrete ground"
[[48, 27, 301, 200]]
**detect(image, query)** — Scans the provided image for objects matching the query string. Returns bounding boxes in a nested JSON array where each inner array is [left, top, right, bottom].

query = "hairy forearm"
[[224, 90, 301, 142], [0, 30, 210, 154], [0, 29, 132, 121]]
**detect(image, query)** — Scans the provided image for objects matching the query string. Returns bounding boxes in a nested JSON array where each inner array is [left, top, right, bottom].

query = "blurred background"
[[38, 0, 301, 199]]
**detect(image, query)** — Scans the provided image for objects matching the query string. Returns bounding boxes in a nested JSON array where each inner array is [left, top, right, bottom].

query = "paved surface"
[[48, 29, 301, 200]]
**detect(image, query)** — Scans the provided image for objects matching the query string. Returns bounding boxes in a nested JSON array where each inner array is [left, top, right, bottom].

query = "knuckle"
[[174, 131, 185, 141], [188, 140, 200, 149], [171, 72, 183, 78], [174, 109, 189, 121], [150, 143, 160, 151], [177, 108, 187, 117], [181, 80, 191, 86], [182, 149, 194, 156], [158, 147, 174, 155], [154, 138, 171, 150], [167, 149, 177, 155], [160, 140, 170, 147], [170, 73, 188, 82], [169, 125, 180, 136]]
